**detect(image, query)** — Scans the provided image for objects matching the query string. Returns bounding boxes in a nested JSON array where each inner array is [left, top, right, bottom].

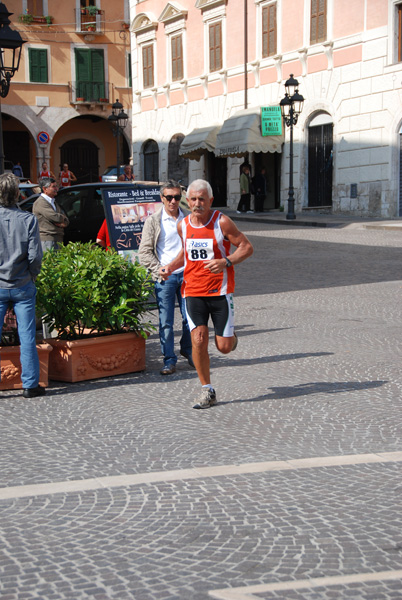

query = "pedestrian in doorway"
[[12, 162, 24, 178], [58, 163, 77, 188], [138, 179, 193, 375], [252, 167, 267, 213], [0, 173, 45, 398], [161, 179, 254, 408], [237, 164, 253, 213], [33, 178, 69, 252]]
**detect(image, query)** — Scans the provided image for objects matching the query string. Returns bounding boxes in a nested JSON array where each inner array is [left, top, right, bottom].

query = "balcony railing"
[[69, 81, 110, 104], [75, 8, 105, 35]]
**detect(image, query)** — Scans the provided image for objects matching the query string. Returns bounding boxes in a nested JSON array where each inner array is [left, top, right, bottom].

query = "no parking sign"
[[37, 131, 50, 144]]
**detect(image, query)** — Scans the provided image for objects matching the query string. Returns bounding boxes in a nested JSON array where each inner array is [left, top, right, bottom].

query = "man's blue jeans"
[[154, 272, 192, 367], [0, 281, 40, 389]]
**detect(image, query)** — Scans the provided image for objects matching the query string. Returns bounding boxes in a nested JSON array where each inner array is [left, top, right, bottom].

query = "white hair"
[[186, 179, 213, 199]]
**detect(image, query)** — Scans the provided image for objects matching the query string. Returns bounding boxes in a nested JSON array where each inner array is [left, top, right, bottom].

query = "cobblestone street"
[[1, 221, 402, 600]]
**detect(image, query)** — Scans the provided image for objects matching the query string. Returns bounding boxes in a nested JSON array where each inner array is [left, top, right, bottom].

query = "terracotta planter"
[[0, 343, 53, 390], [46, 332, 146, 382]]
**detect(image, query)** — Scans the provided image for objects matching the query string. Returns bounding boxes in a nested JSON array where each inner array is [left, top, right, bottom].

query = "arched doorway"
[[308, 113, 333, 208], [60, 139, 99, 184], [2, 114, 34, 179], [168, 134, 188, 186], [143, 139, 159, 182], [399, 129, 402, 216]]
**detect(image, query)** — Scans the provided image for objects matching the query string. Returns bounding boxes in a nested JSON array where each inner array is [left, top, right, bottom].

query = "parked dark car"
[[18, 181, 163, 244]]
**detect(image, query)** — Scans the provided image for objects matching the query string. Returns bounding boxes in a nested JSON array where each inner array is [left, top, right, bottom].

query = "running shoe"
[[193, 387, 217, 409]]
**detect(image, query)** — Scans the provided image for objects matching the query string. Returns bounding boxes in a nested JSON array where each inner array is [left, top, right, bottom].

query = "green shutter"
[[75, 49, 104, 100], [28, 48, 48, 83]]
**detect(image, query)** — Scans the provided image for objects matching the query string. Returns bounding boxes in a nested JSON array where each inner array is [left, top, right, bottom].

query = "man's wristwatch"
[[225, 257, 232, 268]]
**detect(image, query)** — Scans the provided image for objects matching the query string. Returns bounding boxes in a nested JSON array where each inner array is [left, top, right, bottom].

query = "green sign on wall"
[[261, 106, 282, 136]]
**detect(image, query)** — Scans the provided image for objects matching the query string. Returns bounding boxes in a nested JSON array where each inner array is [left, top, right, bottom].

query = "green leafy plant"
[[87, 5, 99, 15], [18, 13, 34, 24], [45, 15, 53, 25], [36, 243, 155, 341]]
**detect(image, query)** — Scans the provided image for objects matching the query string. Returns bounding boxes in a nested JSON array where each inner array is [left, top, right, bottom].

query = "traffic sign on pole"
[[37, 131, 50, 144]]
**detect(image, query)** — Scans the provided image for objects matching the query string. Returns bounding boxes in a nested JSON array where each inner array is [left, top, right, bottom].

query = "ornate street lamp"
[[280, 74, 304, 220], [0, 3, 25, 174], [108, 99, 128, 179]]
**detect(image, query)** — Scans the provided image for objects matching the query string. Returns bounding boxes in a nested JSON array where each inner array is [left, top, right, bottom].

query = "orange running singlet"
[[181, 210, 235, 297]]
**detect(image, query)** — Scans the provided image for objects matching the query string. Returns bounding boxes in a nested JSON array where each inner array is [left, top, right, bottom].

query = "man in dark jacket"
[[0, 173, 45, 397], [33, 177, 69, 252]]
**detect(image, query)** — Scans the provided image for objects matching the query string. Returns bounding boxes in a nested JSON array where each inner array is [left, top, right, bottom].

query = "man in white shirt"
[[138, 180, 193, 375], [32, 178, 69, 252]]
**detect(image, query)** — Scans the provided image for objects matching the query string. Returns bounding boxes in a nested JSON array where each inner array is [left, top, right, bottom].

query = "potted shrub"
[[87, 5, 100, 15], [36, 242, 155, 382], [0, 308, 52, 391]]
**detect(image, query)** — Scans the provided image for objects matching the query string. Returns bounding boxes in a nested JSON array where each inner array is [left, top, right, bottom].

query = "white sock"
[[202, 384, 214, 392]]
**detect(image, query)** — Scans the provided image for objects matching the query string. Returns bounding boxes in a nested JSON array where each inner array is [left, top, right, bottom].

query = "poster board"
[[102, 185, 162, 262], [261, 106, 282, 136]]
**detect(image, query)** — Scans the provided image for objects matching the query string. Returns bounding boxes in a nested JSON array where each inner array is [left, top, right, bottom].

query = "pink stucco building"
[[129, 0, 402, 217], [3, 1, 132, 183]]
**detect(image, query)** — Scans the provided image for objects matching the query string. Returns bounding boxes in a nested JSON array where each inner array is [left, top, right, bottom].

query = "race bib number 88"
[[186, 238, 214, 261]]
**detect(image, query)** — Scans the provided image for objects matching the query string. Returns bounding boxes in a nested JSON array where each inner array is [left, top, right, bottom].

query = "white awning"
[[179, 124, 221, 161], [214, 107, 284, 157]]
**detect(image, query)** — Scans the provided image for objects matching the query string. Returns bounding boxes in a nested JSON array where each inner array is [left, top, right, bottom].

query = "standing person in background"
[[0, 173, 45, 398], [39, 162, 55, 181], [161, 179, 254, 409], [12, 162, 24, 178], [138, 179, 193, 375], [252, 167, 267, 213], [118, 165, 135, 181], [33, 178, 69, 252], [237, 164, 253, 214], [58, 163, 77, 188]]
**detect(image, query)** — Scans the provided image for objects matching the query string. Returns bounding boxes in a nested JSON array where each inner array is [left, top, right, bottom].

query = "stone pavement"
[[1, 222, 402, 600]]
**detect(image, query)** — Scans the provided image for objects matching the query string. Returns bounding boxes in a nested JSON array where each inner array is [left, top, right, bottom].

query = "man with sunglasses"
[[139, 180, 193, 375]]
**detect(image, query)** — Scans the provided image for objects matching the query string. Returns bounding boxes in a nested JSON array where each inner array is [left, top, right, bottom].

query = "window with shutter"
[[209, 22, 222, 72], [310, 0, 327, 45], [75, 49, 105, 101], [27, 0, 43, 15], [171, 35, 183, 81], [28, 48, 48, 83], [262, 3, 277, 58], [142, 44, 154, 88]]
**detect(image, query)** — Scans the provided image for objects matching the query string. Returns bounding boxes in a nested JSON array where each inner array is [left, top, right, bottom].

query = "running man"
[[161, 179, 253, 408]]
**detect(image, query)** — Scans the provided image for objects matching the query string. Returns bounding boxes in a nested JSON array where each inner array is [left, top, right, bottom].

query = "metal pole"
[[286, 104, 296, 220], [0, 97, 3, 175], [116, 125, 121, 179], [244, 0, 248, 109]]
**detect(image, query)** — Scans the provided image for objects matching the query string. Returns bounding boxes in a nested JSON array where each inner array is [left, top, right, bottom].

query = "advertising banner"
[[102, 185, 162, 262], [261, 106, 282, 136]]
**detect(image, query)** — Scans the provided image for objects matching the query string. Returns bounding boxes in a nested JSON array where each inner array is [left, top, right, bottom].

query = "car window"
[[57, 189, 88, 218], [19, 186, 41, 200]]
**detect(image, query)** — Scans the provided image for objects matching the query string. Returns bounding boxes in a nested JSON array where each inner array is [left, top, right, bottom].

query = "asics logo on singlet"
[[189, 241, 208, 248]]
